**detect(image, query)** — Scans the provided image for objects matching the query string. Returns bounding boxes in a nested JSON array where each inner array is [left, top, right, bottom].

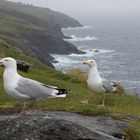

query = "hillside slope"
[[0, 43, 140, 140], [0, 0, 83, 66]]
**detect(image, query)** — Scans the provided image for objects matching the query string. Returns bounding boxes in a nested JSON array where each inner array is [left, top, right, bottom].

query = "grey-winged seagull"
[[0, 57, 70, 116], [82, 60, 116, 107]]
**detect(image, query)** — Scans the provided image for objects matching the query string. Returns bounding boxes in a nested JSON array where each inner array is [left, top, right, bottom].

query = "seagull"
[[0, 57, 70, 116], [82, 60, 116, 107]]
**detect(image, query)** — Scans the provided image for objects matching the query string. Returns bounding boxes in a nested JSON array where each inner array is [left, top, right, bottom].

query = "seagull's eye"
[[90, 61, 93, 63], [5, 59, 9, 62]]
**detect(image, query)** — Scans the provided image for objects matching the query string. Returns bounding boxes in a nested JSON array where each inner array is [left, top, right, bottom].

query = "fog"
[[7, 0, 140, 23]]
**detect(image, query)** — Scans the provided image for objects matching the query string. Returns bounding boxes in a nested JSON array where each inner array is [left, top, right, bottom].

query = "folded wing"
[[15, 78, 70, 100], [102, 79, 116, 93]]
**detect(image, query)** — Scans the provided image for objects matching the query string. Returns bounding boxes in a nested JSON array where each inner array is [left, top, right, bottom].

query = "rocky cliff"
[[0, 0, 83, 67]]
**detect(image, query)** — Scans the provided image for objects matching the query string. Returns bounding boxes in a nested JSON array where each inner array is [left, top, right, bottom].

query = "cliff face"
[[0, 0, 83, 66]]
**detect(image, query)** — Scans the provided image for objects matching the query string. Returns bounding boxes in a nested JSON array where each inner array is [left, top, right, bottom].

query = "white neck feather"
[[3, 66, 20, 85], [88, 66, 101, 81]]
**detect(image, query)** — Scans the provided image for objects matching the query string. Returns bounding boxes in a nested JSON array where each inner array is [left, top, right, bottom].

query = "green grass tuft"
[[126, 120, 140, 140]]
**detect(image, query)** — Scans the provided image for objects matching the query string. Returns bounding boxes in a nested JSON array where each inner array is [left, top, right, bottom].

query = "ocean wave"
[[64, 35, 97, 42], [51, 49, 114, 64], [69, 49, 114, 57], [62, 25, 92, 31], [51, 48, 115, 75], [52, 55, 80, 71], [52, 55, 78, 64]]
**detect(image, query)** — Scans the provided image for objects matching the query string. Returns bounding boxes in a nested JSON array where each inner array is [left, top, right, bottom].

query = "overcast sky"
[[7, 0, 140, 20]]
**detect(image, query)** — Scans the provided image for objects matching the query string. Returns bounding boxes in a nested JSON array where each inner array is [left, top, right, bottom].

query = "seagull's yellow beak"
[[83, 61, 90, 65]]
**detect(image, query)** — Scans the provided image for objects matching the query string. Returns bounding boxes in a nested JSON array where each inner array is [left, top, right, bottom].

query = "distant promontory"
[[0, 0, 83, 67]]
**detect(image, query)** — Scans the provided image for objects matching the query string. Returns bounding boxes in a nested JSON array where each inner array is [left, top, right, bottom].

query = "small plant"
[[68, 68, 87, 83]]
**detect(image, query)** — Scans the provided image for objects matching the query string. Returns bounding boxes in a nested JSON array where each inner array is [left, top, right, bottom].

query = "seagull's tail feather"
[[56, 89, 71, 97]]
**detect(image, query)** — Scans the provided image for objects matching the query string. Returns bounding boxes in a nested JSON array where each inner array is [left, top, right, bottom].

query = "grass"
[[124, 119, 140, 140], [0, 45, 140, 139]]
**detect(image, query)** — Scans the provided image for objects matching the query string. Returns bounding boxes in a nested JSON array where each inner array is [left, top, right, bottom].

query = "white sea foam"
[[53, 55, 78, 64], [62, 25, 92, 31], [69, 49, 114, 57], [64, 35, 97, 42], [51, 49, 114, 69]]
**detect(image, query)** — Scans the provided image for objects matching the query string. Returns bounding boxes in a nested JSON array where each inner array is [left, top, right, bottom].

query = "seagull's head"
[[0, 57, 17, 68], [82, 60, 97, 67]]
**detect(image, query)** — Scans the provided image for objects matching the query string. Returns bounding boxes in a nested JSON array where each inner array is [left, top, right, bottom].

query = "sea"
[[52, 17, 140, 94]]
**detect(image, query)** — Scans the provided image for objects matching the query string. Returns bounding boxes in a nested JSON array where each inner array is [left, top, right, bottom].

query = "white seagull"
[[0, 57, 70, 116], [82, 60, 116, 106]]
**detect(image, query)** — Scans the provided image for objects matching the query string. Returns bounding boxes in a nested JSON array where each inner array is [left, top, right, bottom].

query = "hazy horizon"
[[6, 0, 140, 22]]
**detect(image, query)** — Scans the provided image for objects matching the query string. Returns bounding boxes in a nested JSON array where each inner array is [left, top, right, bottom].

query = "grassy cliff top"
[[0, 0, 82, 28]]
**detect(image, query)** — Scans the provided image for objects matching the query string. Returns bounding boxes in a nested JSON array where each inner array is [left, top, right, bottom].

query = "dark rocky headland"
[[0, 0, 84, 67]]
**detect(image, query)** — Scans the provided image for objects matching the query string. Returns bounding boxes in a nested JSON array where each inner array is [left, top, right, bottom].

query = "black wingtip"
[[57, 89, 71, 95]]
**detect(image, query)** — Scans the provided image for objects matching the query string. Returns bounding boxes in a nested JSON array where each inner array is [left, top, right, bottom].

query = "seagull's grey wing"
[[101, 79, 114, 92], [15, 78, 58, 100]]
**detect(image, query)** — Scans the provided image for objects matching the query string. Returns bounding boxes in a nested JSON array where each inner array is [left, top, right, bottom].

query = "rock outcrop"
[[16, 60, 32, 72], [0, 111, 130, 140]]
